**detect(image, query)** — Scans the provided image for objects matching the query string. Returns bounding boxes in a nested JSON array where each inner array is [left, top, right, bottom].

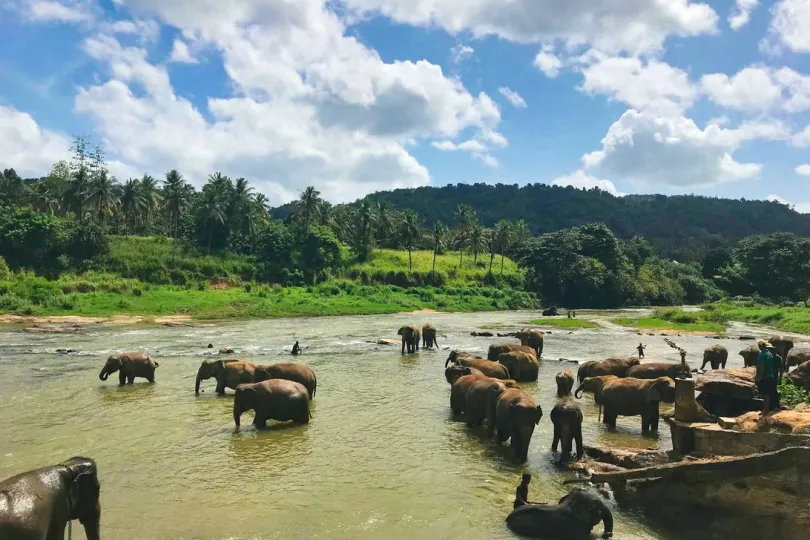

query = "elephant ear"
[[212, 360, 225, 373], [646, 379, 665, 402], [69, 470, 98, 518]]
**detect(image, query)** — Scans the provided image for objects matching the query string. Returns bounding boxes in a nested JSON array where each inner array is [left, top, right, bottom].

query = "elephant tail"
[[313, 373, 317, 397], [598, 404, 602, 423]]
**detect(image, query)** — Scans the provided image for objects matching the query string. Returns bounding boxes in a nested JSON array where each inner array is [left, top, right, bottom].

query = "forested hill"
[[306, 183, 810, 261]]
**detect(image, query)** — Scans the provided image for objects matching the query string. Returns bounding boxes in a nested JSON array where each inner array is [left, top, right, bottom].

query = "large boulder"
[[788, 360, 810, 393], [733, 410, 810, 434], [696, 367, 757, 400]]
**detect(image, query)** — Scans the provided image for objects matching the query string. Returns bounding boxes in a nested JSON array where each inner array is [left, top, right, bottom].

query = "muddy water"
[[0, 310, 763, 539]]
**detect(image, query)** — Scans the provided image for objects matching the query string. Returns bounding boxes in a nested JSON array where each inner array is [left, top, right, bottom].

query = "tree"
[[29, 182, 60, 215], [163, 170, 188, 239], [454, 204, 474, 267], [469, 222, 486, 263], [494, 220, 512, 274], [512, 219, 529, 252], [400, 210, 422, 270], [356, 200, 376, 260], [84, 170, 119, 226], [65, 136, 92, 221], [735, 233, 810, 300], [137, 175, 162, 233], [196, 186, 227, 254], [431, 221, 446, 272], [119, 179, 144, 234], [376, 201, 394, 248], [297, 186, 321, 231]]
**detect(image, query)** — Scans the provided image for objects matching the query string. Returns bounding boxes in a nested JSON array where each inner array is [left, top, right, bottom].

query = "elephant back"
[[786, 348, 810, 370], [627, 362, 689, 380], [487, 343, 535, 361], [450, 373, 488, 413]]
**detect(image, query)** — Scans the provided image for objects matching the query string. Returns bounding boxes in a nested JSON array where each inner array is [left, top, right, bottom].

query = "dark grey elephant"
[[506, 488, 613, 539], [233, 379, 311, 428], [576, 357, 640, 383], [515, 328, 544, 357], [253, 362, 317, 399], [464, 377, 519, 428], [551, 370, 583, 460], [98, 352, 159, 385], [488, 343, 536, 361], [493, 388, 543, 462], [627, 362, 690, 381], [769, 336, 794, 373], [0, 456, 101, 540], [422, 323, 438, 349], [576, 376, 674, 432], [445, 365, 483, 385], [398, 325, 421, 354], [498, 350, 539, 382], [739, 344, 759, 368], [195, 359, 256, 395], [445, 351, 511, 380], [786, 348, 810, 371], [700, 344, 728, 370]]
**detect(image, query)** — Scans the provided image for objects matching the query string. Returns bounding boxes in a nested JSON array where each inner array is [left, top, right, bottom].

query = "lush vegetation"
[[778, 379, 810, 409], [613, 313, 726, 333], [528, 318, 600, 329]]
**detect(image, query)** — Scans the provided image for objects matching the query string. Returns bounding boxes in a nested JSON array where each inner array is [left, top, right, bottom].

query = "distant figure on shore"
[[567, 311, 572, 319], [514, 473, 533, 510], [572, 311, 576, 318], [292, 341, 301, 355], [636, 343, 646, 358]]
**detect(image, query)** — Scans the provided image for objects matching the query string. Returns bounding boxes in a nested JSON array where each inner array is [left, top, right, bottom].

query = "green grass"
[[529, 318, 600, 329], [613, 307, 727, 333], [705, 303, 810, 335]]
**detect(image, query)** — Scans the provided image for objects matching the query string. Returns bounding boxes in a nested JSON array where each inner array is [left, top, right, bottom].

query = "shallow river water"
[[0, 310, 772, 539]]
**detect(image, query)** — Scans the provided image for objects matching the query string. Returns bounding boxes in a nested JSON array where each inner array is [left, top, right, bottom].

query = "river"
[[0, 310, 765, 539]]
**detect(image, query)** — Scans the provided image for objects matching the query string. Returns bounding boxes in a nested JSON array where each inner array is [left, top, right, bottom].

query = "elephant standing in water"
[[576, 357, 639, 383], [398, 325, 421, 354], [422, 324, 438, 349], [233, 379, 311, 428], [464, 377, 520, 428], [488, 343, 536, 361], [551, 370, 583, 460], [450, 372, 488, 415], [446, 351, 511, 380], [627, 362, 690, 381], [493, 388, 543, 461], [506, 488, 613, 539], [769, 336, 794, 371], [0, 456, 101, 540], [99, 352, 159, 385], [253, 362, 317, 399], [498, 350, 539, 382], [195, 359, 256, 395], [739, 344, 760, 368], [700, 344, 729, 370], [515, 328, 544, 357], [445, 365, 483, 385], [576, 376, 674, 432]]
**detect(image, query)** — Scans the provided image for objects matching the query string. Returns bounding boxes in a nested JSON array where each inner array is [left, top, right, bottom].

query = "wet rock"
[[738, 335, 756, 341], [24, 324, 82, 334], [377, 338, 400, 346], [207, 343, 213, 348], [583, 446, 682, 469], [219, 347, 235, 355], [471, 331, 494, 337], [56, 348, 77, 354], [734, 410, 810, 434], [163, 321, 196, 328]]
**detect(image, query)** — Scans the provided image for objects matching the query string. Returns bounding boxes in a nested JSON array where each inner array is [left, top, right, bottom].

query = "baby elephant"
[[233, 379, 311, 428], [99, 352, 159, 385]]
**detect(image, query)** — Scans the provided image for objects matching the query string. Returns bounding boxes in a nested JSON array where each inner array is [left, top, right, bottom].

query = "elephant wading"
[[498, 351, 539, 382], [627, 362, 690, 381], [488, 343, 536, 361], [445, 365, 483, 385], [464, 377, 520, 428], [506, 488, 614, 539], [195, 359, 256, 395], [576, 357, 639, 383], [398, 325, 421, 354], [446, 351, 510, 380], [0, 457, 101, 540], [739, 344, 760, 368], [253, 362, 317, 399], [700, 344, 728, 370], [786, 348, 810, 371], [99, 352, 159, 385], [422, 324, 438, 349], [233, 379, 311, 428], [515, 329, 544, 357], [493, 388, 543, 461], [769, 336, 794, 371], [576, 376, 674, 432], [551, 370, 583, 460]]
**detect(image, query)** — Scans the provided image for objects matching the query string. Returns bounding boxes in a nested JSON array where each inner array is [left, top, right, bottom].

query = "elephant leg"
[[496, 426, 508, 444], [603, 409, 617, 428], [561, 433, 573, 459], [215, 376, 226, 395], [118, 372, 126, 386], [641, 413, 650, 433], [127, 375, 135, 385], [148, 369, 155, 383], [650, 406, 660, 432], [486, 408, 497, 438], [253, 412, 268, 428], [551, 422, 561, 452], [574, 424, 584, 460]]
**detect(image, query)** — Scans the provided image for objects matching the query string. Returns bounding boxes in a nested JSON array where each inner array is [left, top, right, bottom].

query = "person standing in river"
[[756, 339, 781, 415], [292, 341, 301, 355], [636, 343, 646, 358], [513, 473, 533, 509]]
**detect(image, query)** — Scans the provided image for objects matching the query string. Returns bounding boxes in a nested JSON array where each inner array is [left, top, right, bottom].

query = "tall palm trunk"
[[432, 249, 437, 271], [409, 247, 413, 270]]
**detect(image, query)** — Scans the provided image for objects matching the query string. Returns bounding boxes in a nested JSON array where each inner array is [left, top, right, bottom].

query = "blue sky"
[[2, 0, 810, 210]]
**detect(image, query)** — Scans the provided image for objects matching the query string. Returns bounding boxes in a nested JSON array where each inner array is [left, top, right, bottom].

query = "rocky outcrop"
[[732, 410, 810, 435], [23, 324, 82, 334], [787, 360, 810, 392]]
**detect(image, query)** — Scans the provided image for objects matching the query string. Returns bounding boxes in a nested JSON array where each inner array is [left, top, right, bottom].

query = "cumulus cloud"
[[106, 18, 160, 42], [796, 164, 810, 177], [534, 49, 562, 77], [582, 109, 787, 187], [16, 0, 94, 23], [793, 125, 810, 147], [700, 66, 810, 112], [551, 170, 621, 196], [766, 0, 810, 53], [169, 38, 198, 64], [0, 105, 72, 177], [728, 0, 759, 30], [498, 87, 527, 108]]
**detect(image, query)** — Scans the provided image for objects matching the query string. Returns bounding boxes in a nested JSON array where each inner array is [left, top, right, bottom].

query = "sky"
[[2, 0, 810, 210]]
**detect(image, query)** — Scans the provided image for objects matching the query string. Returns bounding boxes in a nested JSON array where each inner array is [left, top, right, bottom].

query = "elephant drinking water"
[[195, 359, 256, 395], [98, 352, 159, 385], [233, 379, 311, 428]]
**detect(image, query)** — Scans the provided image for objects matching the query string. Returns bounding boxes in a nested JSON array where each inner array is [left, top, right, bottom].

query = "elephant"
[[0, 456, 101, 540], [450, 372, 488, 415], [739, 344, 759, 368], [574, 375, 619, 404], [98, 352, 159, 385], [493, 388, 543, 461], [769, 336, 794, 372], [576, 357, 640, 383], [253, 362, 317, 399], [445, 365, 483, 385], [700, 344, 728, 371], [627, 362, 690, 381], [446, 351, 511, 380], [786, 348, 810, 371], [498, 351, 539, 382], [542, 306, 559, 317], [551, 370, 583, 460], [464, 377, 520, 428], [422, 324, 438, 349], [505, 488, 614, 539], [787, 360, 810, 392], [515, 328, 544, 357], [488, 343, 536, 362], [577, 376, 674, 432], [195, 359, 256, 395], [398, 325, 421, 354], [233, 379, 311, 428]]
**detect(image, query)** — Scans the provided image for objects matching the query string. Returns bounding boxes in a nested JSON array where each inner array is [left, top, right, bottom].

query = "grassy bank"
[[529, 318, 600, 329], [613, 307, 727, 333], [703, 303, 810, 335]]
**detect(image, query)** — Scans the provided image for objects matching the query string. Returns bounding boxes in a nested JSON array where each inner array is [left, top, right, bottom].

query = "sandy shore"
[[0, 314, 194, 326]]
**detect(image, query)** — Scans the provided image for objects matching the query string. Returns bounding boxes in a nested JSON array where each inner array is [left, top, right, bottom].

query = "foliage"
[[778, 379, 810, 409]]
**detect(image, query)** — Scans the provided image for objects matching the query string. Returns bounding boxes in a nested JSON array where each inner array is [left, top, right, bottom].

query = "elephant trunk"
[[195, 367, 206, 394], [98, 369, 108, 381], [601, 506, 614, 538], [574, 385, 584, 399], [444, 357, 452, 368], [82, 519, 101, 540]]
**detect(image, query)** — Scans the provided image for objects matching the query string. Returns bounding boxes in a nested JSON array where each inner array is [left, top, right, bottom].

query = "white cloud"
[[432, 139, 488, 153], [18, 0, 94, 22], [498, 87, 527, 108], [700, 65, 810, 112], [0, 105, 72, 177], [534, 50, 562, 77], [767, 0, 810, 53], [551, 170, 620, 196], [340, 0, 719, 54], [169, 39, 198, 64], [796, 164, 810, 177], [766, 194, 810, 214], [728, 0, 758, 30], [106, 18, 160, 42], [773, 67, 810, 112], [578, 52, 696, 114], [473, 153, 499, 168], [793, 125, 810, 147], [582, 109, 787, 187], [451, 44, 474, 64]]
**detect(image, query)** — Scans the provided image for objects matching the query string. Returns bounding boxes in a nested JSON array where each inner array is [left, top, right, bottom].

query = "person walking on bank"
[[756, 339, 782, 415]]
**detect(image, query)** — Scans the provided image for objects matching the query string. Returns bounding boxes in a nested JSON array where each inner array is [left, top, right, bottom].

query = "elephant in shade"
[[422, 324, 438, 349], [506, 488, 613, 539], [464, 377, 520, 428], [551, 370, 583, 460], [446, 351, 510, 380], [700, 344, 728, 370], [488, 343, 536, 361], [576, 357, 640, 383], [769, 336, 795, 371], [515, 328, 544, 357], [627, 362, 690, 382], [739, 344, 759, 368], [450, 372, 489, 415], [576, 376, 674, 432], [445, 365, 483, 385], [398, 325, 421, 354], [233, 379, 311, 428], [786, 348, 810, 371], [498, 350, 539, 382], [253, 362, 317, 399], [195, 359, 256, 395], [99, 352, 159, 385], [493, 388, 543, 461], [0, 456, 101, 540]]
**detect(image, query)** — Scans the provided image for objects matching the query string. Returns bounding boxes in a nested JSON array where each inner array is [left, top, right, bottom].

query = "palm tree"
[[486, 228, 496, 273], [197, 187, 227, 254], [513, 219, 529, 249], [66, 136, 91, 221], [454, 204, 474, 267], [163, 169, 188, 239], [469, 223, 486, 263], [227, 177, 254, 236], [137, 175, 162, 233], [84, 170, 120, 226], [401, 210, 422, 270], [29, 183, 60, 215], [357, 200, 375, 260], [494, 220, 513, 274], [298, 186, 321, 231], [120, 178, 145, 234], [252, 193, 270, 222], [376, 201, 394, 248], [431, 221, 446, 272]]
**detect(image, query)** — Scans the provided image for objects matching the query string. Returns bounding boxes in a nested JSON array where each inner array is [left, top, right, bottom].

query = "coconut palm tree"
[[431, 221, 446, 272], [163, 169, 188, 239], [84, 170, 120, 226], [356, 200, 376, 260], [454, 204, 474, 267], [494, 220, 513, 274], [469, 222, 487, 263], [29, 183, 60, 215], [137, 175, 162, 232], [120, 178, 144, 234], [376, 201, 394, 249], [400, 210, 422, 270], [297, 186, 321, 231], [229, 177, 255, 236], [197, 187, 227, 254]]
